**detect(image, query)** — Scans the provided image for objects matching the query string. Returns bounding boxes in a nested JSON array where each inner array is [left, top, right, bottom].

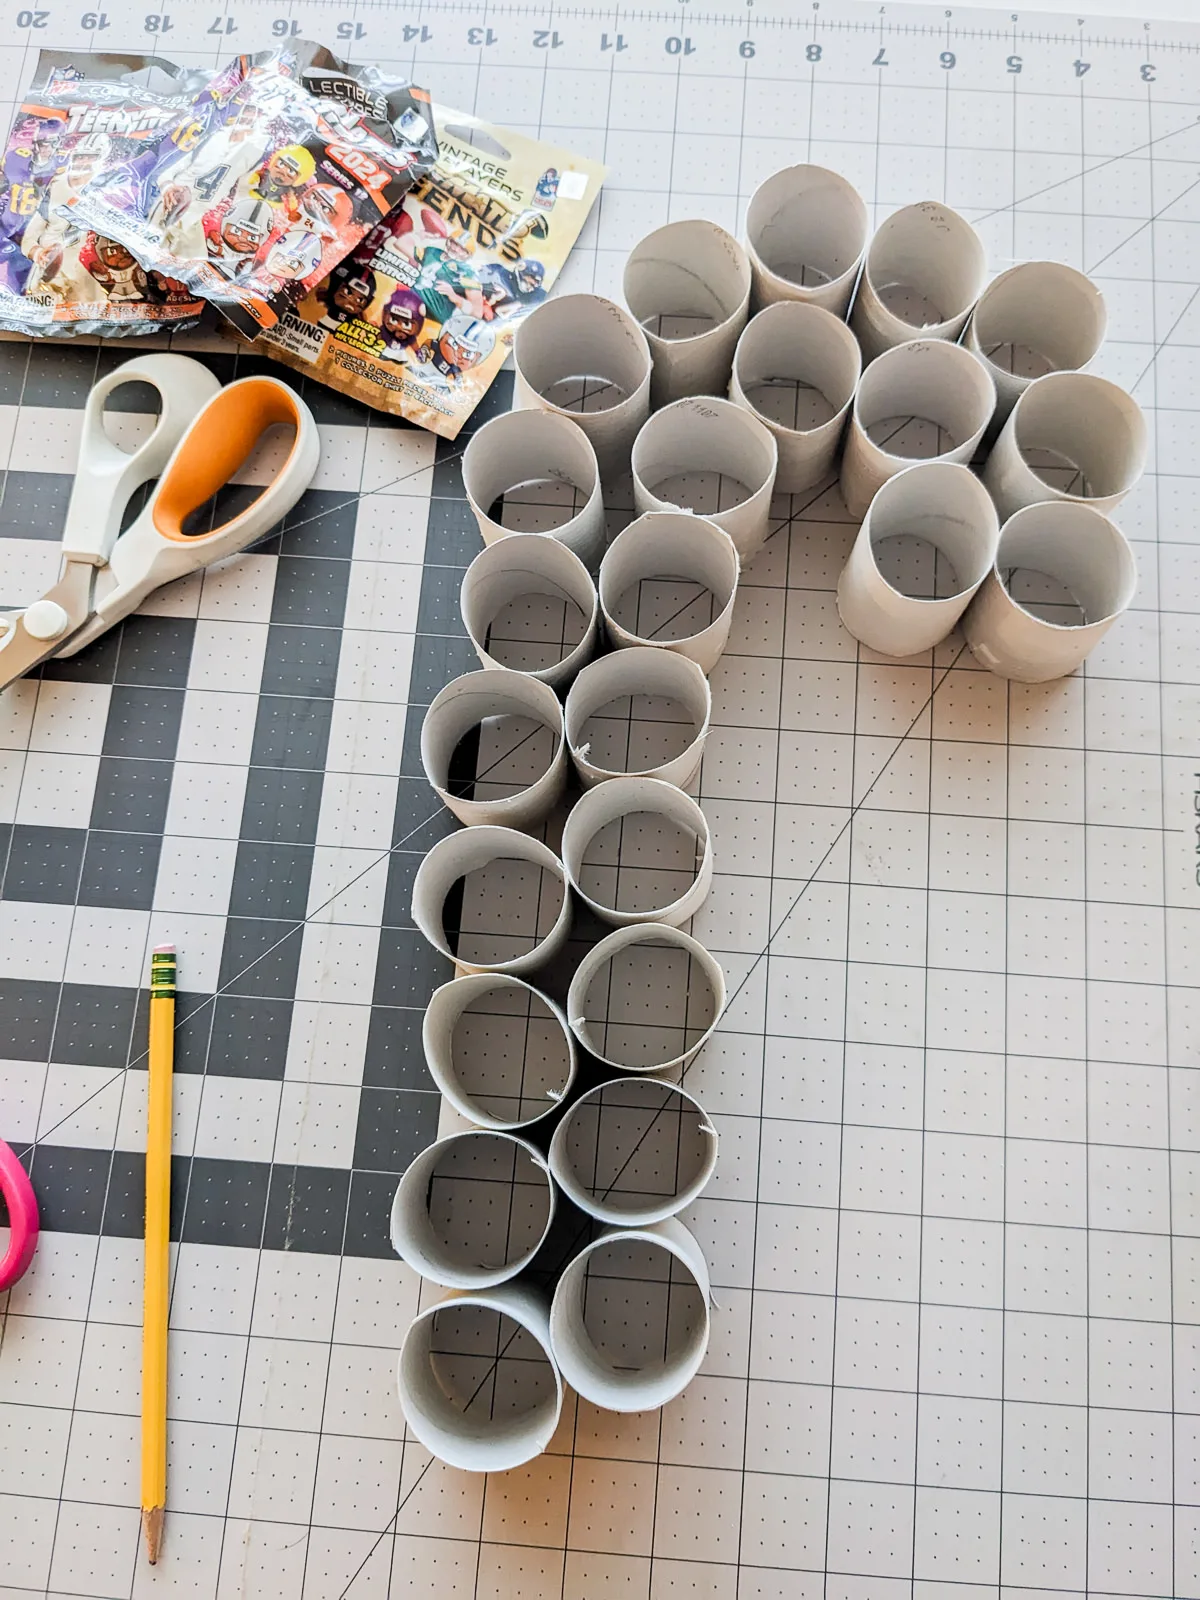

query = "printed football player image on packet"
[[0, 52, 206, 335], [257, 108, 605, 437], [69, 44, 437, 339]]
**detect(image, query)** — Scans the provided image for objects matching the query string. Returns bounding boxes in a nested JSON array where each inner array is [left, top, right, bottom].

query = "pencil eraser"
[[153, 944, 176, 955]]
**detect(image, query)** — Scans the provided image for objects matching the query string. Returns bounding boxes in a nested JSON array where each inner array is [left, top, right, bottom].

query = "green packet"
[[255, 106, 605, 438]]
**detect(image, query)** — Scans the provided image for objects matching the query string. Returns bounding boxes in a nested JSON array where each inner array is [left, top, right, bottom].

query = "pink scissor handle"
[[0, 1140, 38, 1291]]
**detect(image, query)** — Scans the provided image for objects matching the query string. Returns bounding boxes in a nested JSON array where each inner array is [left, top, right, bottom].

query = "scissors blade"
[[0, 562, 95, 689]]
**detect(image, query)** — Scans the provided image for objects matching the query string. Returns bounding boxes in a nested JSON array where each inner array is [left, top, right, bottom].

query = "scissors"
[[0, 352, 320, 686], [0, 1138, 38, 1292]]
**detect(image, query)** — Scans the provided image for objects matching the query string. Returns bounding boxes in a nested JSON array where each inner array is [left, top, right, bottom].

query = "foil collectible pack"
[[0, 53, 206, 335], [69, 44, 437, 338], [258, 108, 605, 437]]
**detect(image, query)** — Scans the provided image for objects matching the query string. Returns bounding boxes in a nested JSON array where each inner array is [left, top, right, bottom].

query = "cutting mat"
[[2, 0, 1200, 1595]]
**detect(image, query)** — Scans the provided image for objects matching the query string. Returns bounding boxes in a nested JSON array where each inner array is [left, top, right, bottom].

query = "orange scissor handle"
[[152, 376, 317, 545]]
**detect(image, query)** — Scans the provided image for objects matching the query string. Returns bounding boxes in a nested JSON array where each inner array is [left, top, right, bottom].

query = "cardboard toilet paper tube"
[[460, 533, 600, 688], [631, 396, 778, 564], [850, 201, 987, 364], [839, 339, 996, 521], [598, 512, 739, 673], [981, 370, 1146, 523], [398, 1283, 562, 1472], [561, 775, 713, 928], [564, 646, 711, 789], [963, 501, 1137, 682], [423, 972, 578, 1130], [744, 163, 869, 317], [461, 408, 606, 569], [836, 462, 1000, 657], [965, 260, 1107, 424], [567, 921, 726, 1073], [623, 219, 752, 407], [550, 1217, 711, 1412], [421, 668, 566, 829], [412, 825, 572, 976], [730, 301, 862, 494], [549, 1074, 719, 1225], [389, 1129, 556, 1289], [513, 293, 653, 476]]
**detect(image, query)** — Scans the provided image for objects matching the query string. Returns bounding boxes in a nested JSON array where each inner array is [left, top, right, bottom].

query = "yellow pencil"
[[141, 944, 175, 1565]]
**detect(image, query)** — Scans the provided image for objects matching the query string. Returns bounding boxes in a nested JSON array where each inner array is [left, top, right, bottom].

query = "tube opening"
[[999, 566, 1087, 628], [485, 476, 595, 534], [441, 979, 575, 1126], [745, 166, 868, 294], [575, 810, 707, 918], [484, 591, 590, 671], [742, 378, 837, 432], [420, 1302, 557, 1428], [645, 467, 756, 516], [978, 341, 1054, 381], [444, 857, 567, 968], [875, 282, 946, 328], [554, 1234, 709, 1408], [1010, 375, 1145, 502], [573, 930, 721, 1071], [872, 535, 968, 603], [444, 712, 560, 806], [865, 412, 964, 458], [990, 503, 1137, 629], [392, 1132, 555, 1286], [576, 690, 702, 778], [608, 575, 720, 645], [539, 373, 634, 414], [552, 1077, 716, 1220]]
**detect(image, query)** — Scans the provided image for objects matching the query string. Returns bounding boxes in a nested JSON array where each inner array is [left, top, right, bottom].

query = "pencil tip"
[[143, 1505, 164, 1564]]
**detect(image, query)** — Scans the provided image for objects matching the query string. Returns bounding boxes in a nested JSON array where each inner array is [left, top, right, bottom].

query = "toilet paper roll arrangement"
[[484, 160, 1139, 679], [402, 421, 735, 1470], [394, 160, 1148, 1472]]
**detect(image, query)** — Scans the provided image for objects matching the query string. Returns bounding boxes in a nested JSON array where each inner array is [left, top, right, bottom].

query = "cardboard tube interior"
[[744, 164, 869, 317], [411, 825, 572, 975], [964, 501, 1138, 682], [836, 462, 1000, 657], [730, 302, 862, 494], [564, 646, 711, 788], [423, 972, 578, 1130], [512, 293, 652, 474], [460, 533, 600, 687], [548, 1074, 719, 1225], [966, 261, 1107, 419], [567, 922, 726, 1072], [398, 1285, 562, 1472], [982, 370, 1147, 521], [598, 512, 739, 672], [550, 1218, 711, 1412], [623, 219, 751, 407], [631, 396, 778, 563], [851, 201, 986, 363], [461, 408, 606, 568], [389, 1129, 556, 1289], [421, 669, 566, 828], [840, 339, 995, 520], [561, 775, 714, 927]]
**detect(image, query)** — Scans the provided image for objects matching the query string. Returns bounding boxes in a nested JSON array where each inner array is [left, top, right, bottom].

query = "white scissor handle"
[[61, 353, 223, 566], [58, 377, 320, 655]]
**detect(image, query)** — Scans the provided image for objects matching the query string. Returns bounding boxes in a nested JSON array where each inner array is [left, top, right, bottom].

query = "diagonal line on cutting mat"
[[14, 457, 842, 1158], [334, 637, 972, 1598], [971, 113, 1200, 224], [1086, 172, 1200, 274]]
